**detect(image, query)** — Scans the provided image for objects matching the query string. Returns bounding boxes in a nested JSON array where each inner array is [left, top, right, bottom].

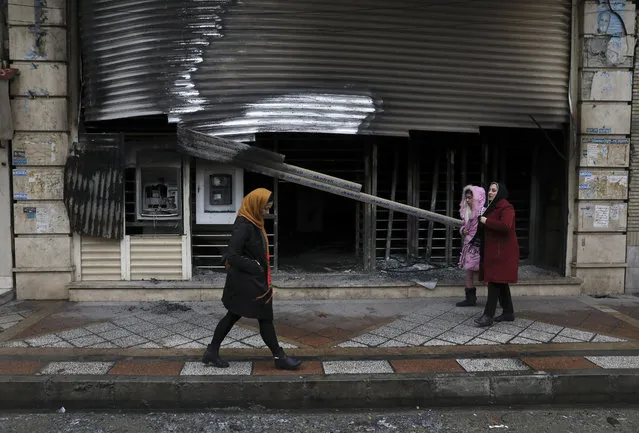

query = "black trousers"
[[483, 282, 514, 317], [210, 311, 280, 355]]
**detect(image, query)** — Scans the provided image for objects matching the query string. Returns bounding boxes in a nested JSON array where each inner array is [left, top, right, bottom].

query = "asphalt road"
[[0, 406, 638, 432]]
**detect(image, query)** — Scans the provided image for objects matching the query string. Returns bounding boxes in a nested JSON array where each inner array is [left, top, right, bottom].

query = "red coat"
[[479, 199, 519, 284]]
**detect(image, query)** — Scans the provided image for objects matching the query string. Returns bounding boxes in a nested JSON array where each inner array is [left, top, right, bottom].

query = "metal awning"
[[177, 127, 463, 228]]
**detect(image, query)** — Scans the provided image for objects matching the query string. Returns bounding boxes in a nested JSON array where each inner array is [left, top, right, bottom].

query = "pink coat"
[[458, 185, 486, 271]]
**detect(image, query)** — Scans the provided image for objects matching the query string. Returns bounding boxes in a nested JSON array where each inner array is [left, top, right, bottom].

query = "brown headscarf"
[[237, 187, 272, 249], [236, 188, 273, 302]]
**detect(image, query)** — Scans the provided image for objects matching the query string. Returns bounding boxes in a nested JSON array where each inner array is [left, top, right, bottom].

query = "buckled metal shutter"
[[80, 0, 571, 140]]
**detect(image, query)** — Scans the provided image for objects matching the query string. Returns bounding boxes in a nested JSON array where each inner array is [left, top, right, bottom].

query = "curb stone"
[[1, 371, 638, 410]]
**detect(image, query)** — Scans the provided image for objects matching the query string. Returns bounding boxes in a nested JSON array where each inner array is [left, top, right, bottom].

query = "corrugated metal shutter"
[[80, 0, 570, 141], [81, 237, 122, 281], [130, 237, 183, 280], [628, 11, 639, 244]]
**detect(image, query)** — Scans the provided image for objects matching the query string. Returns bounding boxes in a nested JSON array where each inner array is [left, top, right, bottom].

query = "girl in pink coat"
[[456, 185, 486, 307]]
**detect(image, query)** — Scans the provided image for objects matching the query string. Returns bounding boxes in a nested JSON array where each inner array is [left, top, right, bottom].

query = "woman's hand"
[[479, 216, 487, 224]]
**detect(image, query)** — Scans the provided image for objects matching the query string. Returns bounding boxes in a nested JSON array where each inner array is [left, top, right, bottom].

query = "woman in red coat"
[[474, 182, 519, 327]]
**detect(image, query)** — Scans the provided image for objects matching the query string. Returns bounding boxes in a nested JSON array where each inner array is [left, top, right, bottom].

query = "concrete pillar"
[[8, 0, 71, 299], [576, 1, 635, 294]]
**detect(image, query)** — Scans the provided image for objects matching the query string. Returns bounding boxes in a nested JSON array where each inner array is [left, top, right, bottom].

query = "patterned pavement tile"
[[221, 341, 252, 349], [585, 356, 639, 369], [181, 361, 252, 376], [559, 328, 595, 342], [551, 335, 581, 343], [176, 341, 207, 349], [50, 342, 74, 348], [89, 342, 119, 349], [517, 329, 556, 343], [323, 360, 394, 375], [352, 333, 389, 347], [411, 325, 447, 339], [112, 335, 149, 348], [56, 328, 94, 340], [241, 335, 269, 348], [109, 360, 183, 375], [457, 358, 530, 372], [133, 342, 162, 349], [0, 314, 24, 325], [99, 328, 133, 341], [85, 322, 119, 334], [137, 328, 172, 340], [169, 322, 199, 334], [378, 340, 410, 348], [226, 327, 259, 340], [391, 359, 464, 373], [450, 325, 485, 338], [491, 323, 528, 336], [0, 361, 46, 375], [591, 334, 627, 343], [523, 356, 599, 371], [178, 327, 213, 341], [528, 322, 564, 335], [508, 336, 542, 345], [121, 321, 157, 333], [386, 319, 420, 332], [253, 361, 323, 375], [425, 319, 459, 331], [477, 330, 513, 344], [0, 321, 19, 331], [145, 316, 182, 326], [25, 334, 63, 347], [423, 339, 456, 346], [69, 335, 107, 348], [466, 338, 500, 346], [41, 362, 114, 375], [158, 335, 192, 348], [511, 318, 534, 328], [337, 341, 368, 348], [370, 326, 405, 339], [437, 331, 474, 345], [0, 340, 29, 348], [116, 316, 146, 326], [393, 332, 430, 346]]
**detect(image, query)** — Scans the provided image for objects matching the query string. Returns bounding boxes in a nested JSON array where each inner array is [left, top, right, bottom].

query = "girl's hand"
[[479, 216, 487, 224]]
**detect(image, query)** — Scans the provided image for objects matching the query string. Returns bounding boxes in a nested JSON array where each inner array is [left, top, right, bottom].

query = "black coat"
[[221, 216, 273, 319]]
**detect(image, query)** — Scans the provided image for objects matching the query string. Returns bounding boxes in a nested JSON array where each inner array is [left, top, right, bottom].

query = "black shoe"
[[202, 344, 229, 368], [495, 313, 515, 322], [274, 347, 302, 370], [456, 288, 477, 307], [474, 315, 494, 327]]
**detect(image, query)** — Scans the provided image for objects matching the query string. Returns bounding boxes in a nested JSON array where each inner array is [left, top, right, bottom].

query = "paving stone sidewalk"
[[0, 295, 638, 355]]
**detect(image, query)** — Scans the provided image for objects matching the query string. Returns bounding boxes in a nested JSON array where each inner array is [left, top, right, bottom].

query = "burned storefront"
[[67, 0, 574, 294]]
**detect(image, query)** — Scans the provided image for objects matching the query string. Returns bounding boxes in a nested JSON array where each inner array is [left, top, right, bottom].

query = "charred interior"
[[83, 116, 567, 279]]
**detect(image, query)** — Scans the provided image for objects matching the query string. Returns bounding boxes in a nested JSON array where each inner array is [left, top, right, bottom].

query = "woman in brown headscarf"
[[202, 188, 302, 370]]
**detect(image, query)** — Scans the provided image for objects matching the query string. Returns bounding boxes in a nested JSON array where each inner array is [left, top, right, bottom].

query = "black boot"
[[456, 288, 477, 307], [474, 314, 494, 327], [202, 344, 229, 368], [274, 347, 302, 370], [495, 313, 515, 322]]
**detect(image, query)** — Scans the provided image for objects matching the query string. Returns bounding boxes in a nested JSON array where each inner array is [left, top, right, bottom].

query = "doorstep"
[[67, 277, 583, 302]]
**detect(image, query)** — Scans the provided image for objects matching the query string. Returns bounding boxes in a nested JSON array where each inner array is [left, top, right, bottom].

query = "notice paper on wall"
[[594, 205, 610, 228], [610, 204, 620, 221]]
